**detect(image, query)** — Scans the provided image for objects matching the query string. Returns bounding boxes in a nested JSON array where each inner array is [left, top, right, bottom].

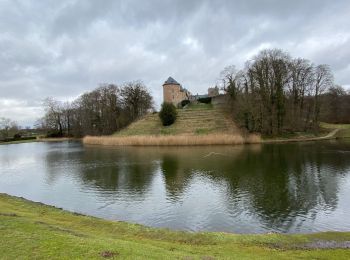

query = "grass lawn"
[[1, 193, 350, 259], [0, 137, 39, 145], [320, 122, 350, 138], [320, 122, 350, 130], [0, 139, 38, 145], [186, 103, 214, 110], [0, 137, 79, 146]]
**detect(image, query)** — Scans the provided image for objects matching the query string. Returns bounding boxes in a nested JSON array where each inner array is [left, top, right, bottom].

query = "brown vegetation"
[[83, 133, 261, 146]]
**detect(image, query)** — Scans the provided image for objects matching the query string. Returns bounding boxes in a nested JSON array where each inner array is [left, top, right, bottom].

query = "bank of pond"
[[1, 193, 350, 259], [1, 140, 350, 235]]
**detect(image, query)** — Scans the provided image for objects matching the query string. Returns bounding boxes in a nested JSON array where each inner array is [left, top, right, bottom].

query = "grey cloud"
[[1, 0, 350, 125]]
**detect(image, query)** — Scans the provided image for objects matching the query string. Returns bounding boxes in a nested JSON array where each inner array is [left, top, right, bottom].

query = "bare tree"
[[222, 48, 336, 136], [43, 97, 64, 136], [312, 64, 334, 130], [0, 117, 19, 140], [321, 85, 350, 124], [120, 81, 153, 121], [40, 82, 154, 137], [287, 58, 314, 130], [0, 117, 12, 140], [219, 65, 245, 100]]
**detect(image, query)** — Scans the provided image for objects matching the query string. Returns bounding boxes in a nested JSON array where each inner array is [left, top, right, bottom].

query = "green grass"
[[262, 130, 327, 140], [187, 103, 214, 110], [320, 122, 350, 138], [0, 137, 78, 146], [320, 122, 350, 130], [0, 139, 38, 145], [1, 193, 350, 259], [194, 128, 212, 135], [336, 129, 350, 138], [115, 104, 240, 136], [263, 123, 350, 142], [0, 137, 39, 145]]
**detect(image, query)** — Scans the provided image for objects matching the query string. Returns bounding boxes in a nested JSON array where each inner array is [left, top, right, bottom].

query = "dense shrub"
[[198, 97, 212, 104], [46, 131, 64, 138], [180, 99, 190, 108], [22, 136, 36, 140], [0, 136, 36, 143], [13, 133, 21, 139], [159, 102, 177, 126]]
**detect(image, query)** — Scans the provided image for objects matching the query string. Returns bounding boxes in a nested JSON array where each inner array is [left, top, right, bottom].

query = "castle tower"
[[162, 77, 190, 106]]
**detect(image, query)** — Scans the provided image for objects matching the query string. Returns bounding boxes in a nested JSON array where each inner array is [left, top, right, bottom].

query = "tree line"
[[219, 48, 349, 135], [38, 81, 153, 137], [0, 117, 19, 141], [321, 85, 350, 124]]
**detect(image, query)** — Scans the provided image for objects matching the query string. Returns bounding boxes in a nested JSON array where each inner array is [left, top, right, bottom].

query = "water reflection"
[[1, 140, 350, 233]]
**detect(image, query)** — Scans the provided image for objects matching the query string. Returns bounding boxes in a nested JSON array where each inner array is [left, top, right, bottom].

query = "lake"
[[1, 140, 350, 233]]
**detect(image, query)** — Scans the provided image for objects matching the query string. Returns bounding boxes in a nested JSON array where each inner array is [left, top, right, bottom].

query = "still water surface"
[[1, 140, 350, 233]]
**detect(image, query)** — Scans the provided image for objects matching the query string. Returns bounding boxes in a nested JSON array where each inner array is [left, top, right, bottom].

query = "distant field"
[[321, 122, 350, 138], [320, 122, 350, 129], [0, 136, 38, 145], [115, 103, 240, 136]]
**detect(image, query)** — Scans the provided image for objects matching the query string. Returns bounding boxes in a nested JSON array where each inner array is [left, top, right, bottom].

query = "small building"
[[162, 77, 191, 106], [162, 77, 223, 105], [208, 86, 219, 97], [190, 86, 219, 101], [190, 94, 209, 101]]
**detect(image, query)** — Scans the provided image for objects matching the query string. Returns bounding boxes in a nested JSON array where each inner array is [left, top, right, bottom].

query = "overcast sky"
[[1, 0, 350, 126]]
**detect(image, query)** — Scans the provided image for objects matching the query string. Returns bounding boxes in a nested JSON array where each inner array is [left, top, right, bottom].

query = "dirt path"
[[263, 129, 340, 144]]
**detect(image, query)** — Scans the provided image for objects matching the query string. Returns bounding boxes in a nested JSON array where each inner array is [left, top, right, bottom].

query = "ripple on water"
[[1, 140, 350, 233]]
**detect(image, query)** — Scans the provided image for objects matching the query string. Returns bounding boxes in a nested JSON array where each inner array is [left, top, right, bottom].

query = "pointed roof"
[[163, 76, 180, 85]]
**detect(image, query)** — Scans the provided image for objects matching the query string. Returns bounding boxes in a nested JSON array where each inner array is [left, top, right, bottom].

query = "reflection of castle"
[[162, 76, 219, 106]]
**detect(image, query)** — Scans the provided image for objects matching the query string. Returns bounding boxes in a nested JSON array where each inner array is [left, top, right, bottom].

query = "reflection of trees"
[[44, 144, 158, 197], [154, 142, 349, 232], [219, 142, 347, 231], [44, 142, 82, 185], [158, 146, 249, 199], [160, 155, 192, 200], [43, 141, 350, 232], [75, 147, 158, 196]]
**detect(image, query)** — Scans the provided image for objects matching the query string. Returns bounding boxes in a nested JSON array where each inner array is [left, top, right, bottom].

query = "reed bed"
[[83, 134, 261, 146]]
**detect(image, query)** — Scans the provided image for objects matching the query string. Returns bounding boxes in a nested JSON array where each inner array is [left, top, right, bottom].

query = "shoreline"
[[0, 137, 80, 145], [1, 193, 350, 259], [2, 127, 348, 147], [262, 128, 342, 144], [82, 128, 348, 147]]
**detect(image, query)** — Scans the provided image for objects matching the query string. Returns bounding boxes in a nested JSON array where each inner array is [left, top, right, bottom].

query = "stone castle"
[[162, 76, 219, 106]]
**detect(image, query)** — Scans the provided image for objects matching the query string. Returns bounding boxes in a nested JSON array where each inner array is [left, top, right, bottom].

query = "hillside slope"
[[115, 104, 240, 136]]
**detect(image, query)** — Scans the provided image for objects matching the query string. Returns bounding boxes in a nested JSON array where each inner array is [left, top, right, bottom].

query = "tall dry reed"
[[83, 134, 261, 146]]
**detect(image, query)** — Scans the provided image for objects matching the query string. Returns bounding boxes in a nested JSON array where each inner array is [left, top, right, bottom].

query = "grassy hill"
[[84, 103, 349, 146], [115, 103, 240, 136]]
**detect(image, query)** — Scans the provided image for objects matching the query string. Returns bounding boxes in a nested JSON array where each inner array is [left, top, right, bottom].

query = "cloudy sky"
[[1, 0, 350, 126]]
